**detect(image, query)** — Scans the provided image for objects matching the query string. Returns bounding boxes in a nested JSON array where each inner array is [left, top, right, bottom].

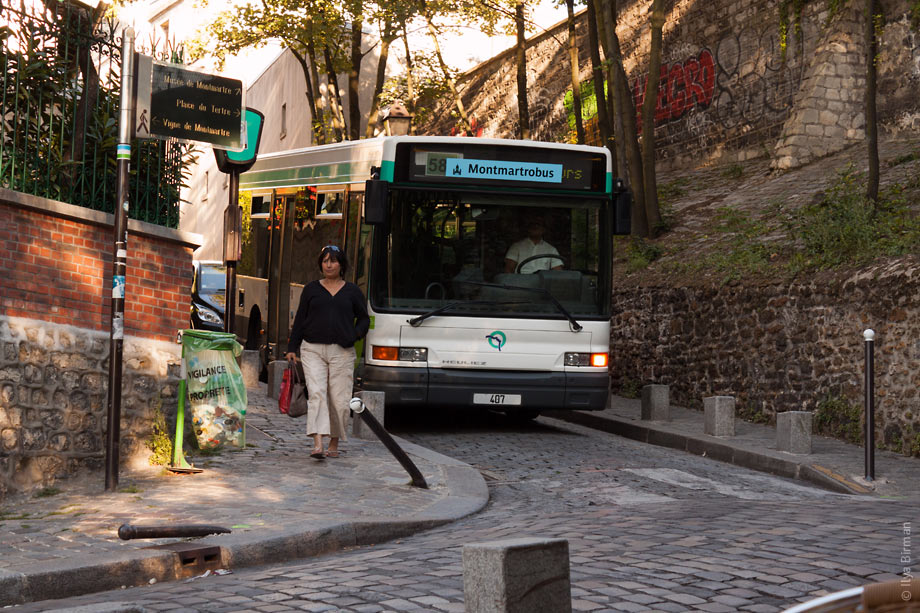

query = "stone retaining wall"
[[421, 0, 920, 169], [610, 259, 920, 453], [0, 316, 181, 499]]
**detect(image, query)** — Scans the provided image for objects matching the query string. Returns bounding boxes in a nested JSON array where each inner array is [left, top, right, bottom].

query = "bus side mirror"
[[613, 180, 632, 236], [364, 179, 388, 225]]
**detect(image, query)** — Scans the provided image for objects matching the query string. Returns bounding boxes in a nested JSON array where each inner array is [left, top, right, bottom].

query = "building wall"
[[421, 0, 920, 170], [0, 189, 200, 499]]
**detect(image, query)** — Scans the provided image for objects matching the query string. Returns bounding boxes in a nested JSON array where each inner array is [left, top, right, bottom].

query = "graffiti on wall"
[[632, 49, 716, 129], [624, 22, 807, 157]]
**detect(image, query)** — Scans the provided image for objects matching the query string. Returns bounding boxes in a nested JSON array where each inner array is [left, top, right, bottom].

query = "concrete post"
[[641, 384, 670, 421], [267, 360, 286, 399], [352, 391, 385, 439], [463, 537, 571, 613], [240, 350, 260, 390], [777, 411, 813, 454], [704, 396, 735, 437]]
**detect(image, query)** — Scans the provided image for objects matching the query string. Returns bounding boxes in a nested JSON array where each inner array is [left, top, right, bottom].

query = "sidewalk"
[[0, 384, 488, 607], [549, 394, 920, 499]]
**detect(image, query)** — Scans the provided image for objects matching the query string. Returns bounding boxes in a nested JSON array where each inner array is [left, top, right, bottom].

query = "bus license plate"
[[473, 393, 522, 406]]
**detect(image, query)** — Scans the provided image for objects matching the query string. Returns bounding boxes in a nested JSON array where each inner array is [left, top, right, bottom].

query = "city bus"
[[235, 136, 630, 416]]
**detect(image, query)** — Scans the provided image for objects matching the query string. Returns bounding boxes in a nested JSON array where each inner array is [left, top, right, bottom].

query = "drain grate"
[[145, 542, 224, 577]]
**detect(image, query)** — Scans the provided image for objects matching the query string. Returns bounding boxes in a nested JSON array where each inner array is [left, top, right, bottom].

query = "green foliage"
[[34, 487, 61, 498], [910, 433, 920, 457], [787, 166, 920, 270], [624, 237, 663, 273], [688, 207, 772, 283], [778, 0, 848, 59], [814, 395, 863, 444], [1, 3, 195, 227], [657, 177, 691, 204], [145, 404, 173, 467], [0, 509, 31, 520], [890, 150, 920, 167], [738, 404, 772, 424], [118, 485, 142, 494], [721, 164, 744, 180], [380, 49, 452, 129], [618, 378, 641, 399]]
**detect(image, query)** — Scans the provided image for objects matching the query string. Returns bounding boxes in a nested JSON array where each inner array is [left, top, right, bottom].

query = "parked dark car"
[[190, 260, 226, 331]]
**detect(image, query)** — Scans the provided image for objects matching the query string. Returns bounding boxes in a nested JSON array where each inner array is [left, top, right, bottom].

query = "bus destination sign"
[[148, 62, 243, 149], [441, 158, 563, 183], [403, 144, 604, 192]]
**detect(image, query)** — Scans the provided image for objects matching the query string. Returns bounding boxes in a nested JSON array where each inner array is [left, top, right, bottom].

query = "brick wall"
[[0, 197, 191, 339], [0, 189, 200, 499]]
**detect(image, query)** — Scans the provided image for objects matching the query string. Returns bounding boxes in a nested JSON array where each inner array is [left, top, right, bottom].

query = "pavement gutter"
[[0, 440, 488, 607]]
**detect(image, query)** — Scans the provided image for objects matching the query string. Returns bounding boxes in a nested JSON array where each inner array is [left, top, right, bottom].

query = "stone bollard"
[[462, 537, 572, 613], [777, 411, 813, 454], [267, 360, 287, 399], [641, 384, 670, 421], [240, 350, 260, 390], [704, 396, 735, 437], [352, 390, 385, 439]]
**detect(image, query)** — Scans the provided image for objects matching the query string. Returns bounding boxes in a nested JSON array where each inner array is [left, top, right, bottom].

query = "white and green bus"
[[236, 136, 630, 416]]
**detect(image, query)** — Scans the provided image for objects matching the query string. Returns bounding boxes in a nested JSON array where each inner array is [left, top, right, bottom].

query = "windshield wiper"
[[456, 281, 583, 332], [407, 300, 529, 327]]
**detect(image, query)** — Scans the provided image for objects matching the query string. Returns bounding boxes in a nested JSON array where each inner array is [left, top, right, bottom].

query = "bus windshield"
[[371, 190, 608, 319]]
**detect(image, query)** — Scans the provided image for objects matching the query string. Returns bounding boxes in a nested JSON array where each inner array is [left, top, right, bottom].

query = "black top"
[[286, 280, 370, 352]]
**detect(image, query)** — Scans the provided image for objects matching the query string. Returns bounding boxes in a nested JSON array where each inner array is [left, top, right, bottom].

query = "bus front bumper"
[[354, 364, 608, 411]]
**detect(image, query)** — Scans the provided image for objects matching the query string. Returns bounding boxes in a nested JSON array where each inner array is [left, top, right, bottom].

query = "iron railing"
[[1, 0, 195, 229]]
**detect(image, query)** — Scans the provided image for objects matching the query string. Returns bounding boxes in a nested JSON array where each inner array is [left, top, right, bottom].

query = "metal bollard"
[[864, 329, 875, 481], [349, 397, 428, 488]]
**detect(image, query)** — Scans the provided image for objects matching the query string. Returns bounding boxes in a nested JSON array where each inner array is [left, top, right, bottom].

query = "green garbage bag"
[[181, 330, 247, 450]]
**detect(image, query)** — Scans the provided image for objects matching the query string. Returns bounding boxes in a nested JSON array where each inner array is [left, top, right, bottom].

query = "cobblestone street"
[[13, 412, 917, 613]]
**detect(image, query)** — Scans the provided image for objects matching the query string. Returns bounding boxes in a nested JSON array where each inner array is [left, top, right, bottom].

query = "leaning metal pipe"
[[118, 524, 232, 540], [349, 397, 428, 489]]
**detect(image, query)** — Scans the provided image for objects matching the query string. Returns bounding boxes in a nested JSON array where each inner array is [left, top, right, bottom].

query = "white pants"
[[299, 341, 355, 440]]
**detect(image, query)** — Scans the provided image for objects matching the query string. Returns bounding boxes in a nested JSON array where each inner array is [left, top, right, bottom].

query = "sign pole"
[[224, 170, 241, 335], [105, 28, 136, 492]]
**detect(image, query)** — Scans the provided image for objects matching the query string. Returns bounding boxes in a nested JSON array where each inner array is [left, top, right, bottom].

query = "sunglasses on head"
[[322, 245, 341, 253]]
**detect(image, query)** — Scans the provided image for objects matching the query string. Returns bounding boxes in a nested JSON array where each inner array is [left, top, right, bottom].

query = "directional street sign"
[[141, 61, 243, 149]]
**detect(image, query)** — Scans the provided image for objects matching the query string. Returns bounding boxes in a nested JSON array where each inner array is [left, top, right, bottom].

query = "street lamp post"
[[381, 101, 413, 136]]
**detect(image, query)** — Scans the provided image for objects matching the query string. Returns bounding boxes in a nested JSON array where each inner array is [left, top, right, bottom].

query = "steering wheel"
[[425, 282, 446, 300], [515, 254, 565, 274]]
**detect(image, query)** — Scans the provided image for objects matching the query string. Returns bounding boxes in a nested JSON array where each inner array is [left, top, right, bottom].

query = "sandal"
[[325, 450, 339, 458], [310, 448, 325, 459]]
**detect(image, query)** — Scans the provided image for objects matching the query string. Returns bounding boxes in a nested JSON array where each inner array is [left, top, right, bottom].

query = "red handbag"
[[278, 365, 292, 414]]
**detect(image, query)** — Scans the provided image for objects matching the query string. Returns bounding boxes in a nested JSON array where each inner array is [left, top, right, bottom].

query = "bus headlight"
[[398, 347, 428, 362], [565, 352, 608, 367], [372, 346, 428, 362]]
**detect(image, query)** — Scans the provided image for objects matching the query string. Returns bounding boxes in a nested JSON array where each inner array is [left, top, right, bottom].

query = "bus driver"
[[504, 217, 563, 274]]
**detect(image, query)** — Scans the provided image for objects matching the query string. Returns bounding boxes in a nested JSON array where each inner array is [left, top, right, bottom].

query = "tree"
[[515, 1, 531, 139], [565, 0, 585, 144], [639, 0, 664, 233], [189, 0, 414, 144], [585, 0, 612, 152], [593, 0, 648, 237]]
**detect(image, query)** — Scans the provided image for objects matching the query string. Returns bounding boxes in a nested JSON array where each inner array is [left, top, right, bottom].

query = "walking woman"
[[284, 245, 370, 459]]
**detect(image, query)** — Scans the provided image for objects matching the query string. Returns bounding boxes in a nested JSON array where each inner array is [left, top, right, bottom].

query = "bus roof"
[[239, 136, 613, 192]]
